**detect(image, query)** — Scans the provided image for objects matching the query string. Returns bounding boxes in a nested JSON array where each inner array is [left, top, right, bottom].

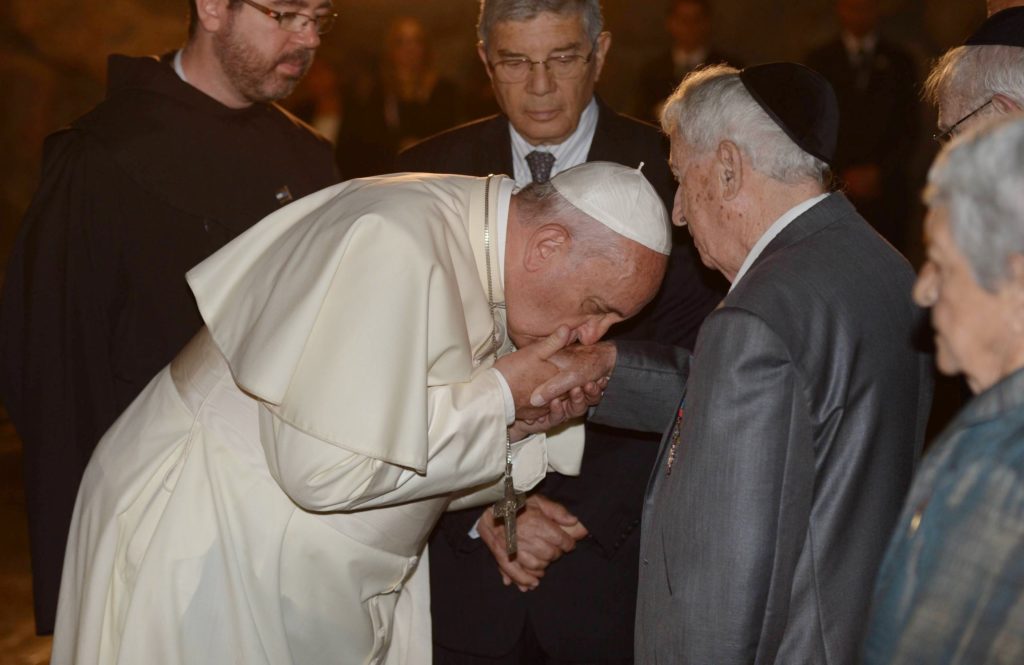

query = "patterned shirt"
[[863, 368, 1024, 664]]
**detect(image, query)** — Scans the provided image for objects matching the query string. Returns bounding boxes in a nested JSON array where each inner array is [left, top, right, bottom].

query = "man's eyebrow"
[[275, 0, 334, 11], [495, 41, 584, 58]]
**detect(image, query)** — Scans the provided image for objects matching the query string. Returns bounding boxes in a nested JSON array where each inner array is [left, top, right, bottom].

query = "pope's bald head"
[[502, 172, 668, 348]]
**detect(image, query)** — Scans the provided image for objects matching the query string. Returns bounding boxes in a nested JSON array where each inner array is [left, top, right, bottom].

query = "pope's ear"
[[523, 225, 571, 272]]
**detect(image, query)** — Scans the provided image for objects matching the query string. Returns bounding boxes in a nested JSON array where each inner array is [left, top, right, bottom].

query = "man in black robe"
[[0, 0, 339, 634]]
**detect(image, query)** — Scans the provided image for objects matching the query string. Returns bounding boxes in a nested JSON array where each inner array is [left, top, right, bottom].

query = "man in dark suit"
[[569, 63, 933, 664], [635, 0, 739, 123], [397, 1, 721, 663], [805, 0, 920, 253]]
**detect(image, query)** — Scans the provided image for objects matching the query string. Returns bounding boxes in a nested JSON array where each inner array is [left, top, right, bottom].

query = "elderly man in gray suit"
[[537, 62, 933, 663]]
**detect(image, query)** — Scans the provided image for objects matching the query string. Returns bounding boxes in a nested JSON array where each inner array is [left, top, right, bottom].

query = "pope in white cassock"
[[51, 162, 671, 665]]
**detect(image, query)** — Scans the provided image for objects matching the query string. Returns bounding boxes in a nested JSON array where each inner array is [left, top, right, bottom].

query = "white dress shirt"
[[508, 97, 599, 187]]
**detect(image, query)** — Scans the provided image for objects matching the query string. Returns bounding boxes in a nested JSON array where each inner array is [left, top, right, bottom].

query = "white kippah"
[[550, 161, 671, 255]]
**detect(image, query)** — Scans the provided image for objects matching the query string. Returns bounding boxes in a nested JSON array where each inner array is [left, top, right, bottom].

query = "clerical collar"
[[173, 49, 189, 83], [508, 97, 598, 187], [730, 192, 829, 291], [495, 177, 515, 292], [841, 31, 878, 59]]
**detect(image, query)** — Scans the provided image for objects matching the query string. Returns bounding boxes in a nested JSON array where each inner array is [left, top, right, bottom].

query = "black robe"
[[0, 53, 338, 634]]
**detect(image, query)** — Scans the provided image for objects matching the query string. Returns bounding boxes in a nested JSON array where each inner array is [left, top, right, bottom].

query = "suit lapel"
[[474, 115, 515, 177], [585, 98, 623, 164]]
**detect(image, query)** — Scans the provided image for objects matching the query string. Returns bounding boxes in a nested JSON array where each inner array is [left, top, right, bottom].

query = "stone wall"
[[0, 0, 986, 272]]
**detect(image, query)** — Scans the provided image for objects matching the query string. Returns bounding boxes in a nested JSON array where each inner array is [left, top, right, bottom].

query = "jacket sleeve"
[[589, 340, 689, 434]]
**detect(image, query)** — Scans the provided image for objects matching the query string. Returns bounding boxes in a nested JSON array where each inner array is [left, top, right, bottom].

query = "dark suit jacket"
[[804, 37, 920, 250], [397, 99, 721, 660], [597, 194, 933, 664]]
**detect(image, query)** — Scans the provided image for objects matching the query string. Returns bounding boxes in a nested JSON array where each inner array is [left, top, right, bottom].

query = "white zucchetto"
[[549, 161, 672, 255]]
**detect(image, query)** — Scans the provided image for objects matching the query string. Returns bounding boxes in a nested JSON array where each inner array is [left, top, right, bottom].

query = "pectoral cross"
[[492, 461, 526, 556]]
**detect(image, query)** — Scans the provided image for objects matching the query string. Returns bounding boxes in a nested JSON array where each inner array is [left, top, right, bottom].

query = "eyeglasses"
[[487, 41, 597, 84], [932, 98, 992, 143], [238, 0, 337, 35]]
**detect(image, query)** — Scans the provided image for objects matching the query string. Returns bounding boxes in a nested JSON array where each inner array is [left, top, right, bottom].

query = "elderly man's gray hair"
[[924, 45, 1024, 115], [926, 114, 1024, 291], [660, 64, 830, 185], [477, 0, 604, 49]]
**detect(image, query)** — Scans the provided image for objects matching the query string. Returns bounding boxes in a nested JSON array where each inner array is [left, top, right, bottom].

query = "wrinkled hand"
[[477, 495, 589, 591], [493, 326, 572, 421], [508, 380, 605, 441], [529, 341, 617, 409]]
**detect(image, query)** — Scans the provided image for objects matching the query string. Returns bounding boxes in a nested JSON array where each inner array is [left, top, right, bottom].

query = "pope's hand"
[[529, 341, 617, 408], [509, 379, 605, 441], [493, 326, 572, 421], [477, 494, 588, 591]]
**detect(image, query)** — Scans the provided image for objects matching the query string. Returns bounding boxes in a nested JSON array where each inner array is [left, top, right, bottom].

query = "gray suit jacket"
[[595, 193, 933, 664]]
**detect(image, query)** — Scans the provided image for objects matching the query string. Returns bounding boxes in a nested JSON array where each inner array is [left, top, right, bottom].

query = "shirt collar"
[[495, 177, 516, 293], [730, 193, 829, 291], [508, 97, 599, 188], [841, 31, 879, 58], [959, 366, 1024, 426], [173, 49, 189, 83], [672, 46, 710, 71]]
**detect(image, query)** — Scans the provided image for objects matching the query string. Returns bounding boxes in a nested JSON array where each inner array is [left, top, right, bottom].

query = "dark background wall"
[[0, 0, 987, 272]]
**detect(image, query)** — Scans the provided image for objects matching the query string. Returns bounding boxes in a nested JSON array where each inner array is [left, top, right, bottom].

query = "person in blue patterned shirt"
[[863, 113, 1024, 664]]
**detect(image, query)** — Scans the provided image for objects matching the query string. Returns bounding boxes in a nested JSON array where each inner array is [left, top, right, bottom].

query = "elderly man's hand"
[[493, 326, 572, 421], [477, 495, 589, 591], [529, 341, 617, 408], [508, 380, 603, 441]]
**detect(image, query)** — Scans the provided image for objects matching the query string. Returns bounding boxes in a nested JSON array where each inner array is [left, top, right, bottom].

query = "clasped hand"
[[493, 327, 616, 440], [477, 494, 589, 591]]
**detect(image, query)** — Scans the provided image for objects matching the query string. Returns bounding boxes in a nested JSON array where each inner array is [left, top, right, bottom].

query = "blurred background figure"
[[635, 0, 739, 122], [863, 112, 1024, 665], [336, 15, 461, 179], [285, 58, 345, 144], [805, 0, 921, 255]]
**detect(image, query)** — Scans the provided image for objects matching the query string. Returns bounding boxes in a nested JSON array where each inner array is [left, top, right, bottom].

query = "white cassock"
[[51, 173, 585, 665]]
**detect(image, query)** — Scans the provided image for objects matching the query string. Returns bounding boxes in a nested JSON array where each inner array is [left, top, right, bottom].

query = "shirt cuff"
[[490, 367, 516, 426], [465, 432, 548, 539]]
